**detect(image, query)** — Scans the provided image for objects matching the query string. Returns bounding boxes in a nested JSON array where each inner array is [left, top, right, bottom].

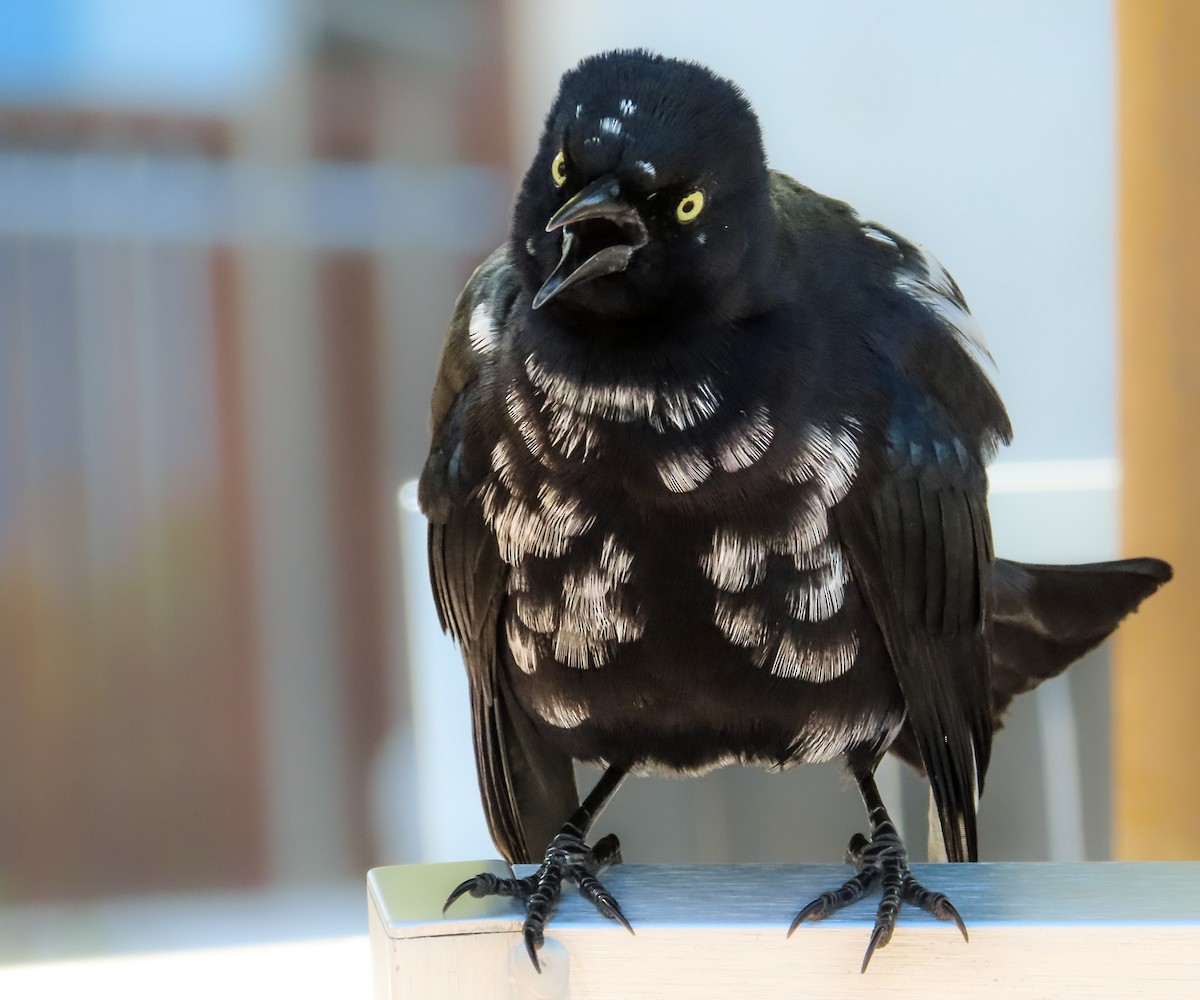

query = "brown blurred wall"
[[1115, 0, 1200, 860]]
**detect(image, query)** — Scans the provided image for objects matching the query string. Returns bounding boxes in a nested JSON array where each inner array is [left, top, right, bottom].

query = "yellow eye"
[[675, 190, 705, 223], [551, 149, 568, 188]]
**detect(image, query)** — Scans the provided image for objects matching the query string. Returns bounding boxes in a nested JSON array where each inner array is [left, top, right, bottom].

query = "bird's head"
[[512, 50, 772, 324]]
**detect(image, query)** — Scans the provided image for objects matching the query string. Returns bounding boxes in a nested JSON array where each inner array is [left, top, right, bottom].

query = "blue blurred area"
[[0, 0, 76, 96], [0, 0, 285, 109]]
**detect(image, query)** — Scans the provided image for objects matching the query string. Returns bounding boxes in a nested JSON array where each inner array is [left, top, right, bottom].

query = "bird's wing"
[[418, 247, 578, 864], [832, 228, 1012, 864]]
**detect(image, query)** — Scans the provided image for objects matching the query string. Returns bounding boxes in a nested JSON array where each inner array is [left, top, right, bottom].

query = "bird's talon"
[[445, 825, 626, 972], [597, 894, 634, 933], [939, 899, 969, 941], [787, 895, 829, 935], [792, 804, 969, 969], [860, 922, 892, 973], [442, 879, 473, 914], [524, 926, 542, 973]]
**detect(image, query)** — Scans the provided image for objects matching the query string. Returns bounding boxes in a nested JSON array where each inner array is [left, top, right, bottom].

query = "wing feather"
[[830, 219, 1009, 859], [839, 432, 994, 863], [418, 248, 578, 864]]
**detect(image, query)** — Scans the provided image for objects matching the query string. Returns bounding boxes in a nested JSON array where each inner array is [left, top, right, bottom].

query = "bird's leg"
[[444, 765, 632, 972], [789, 766, 968, 972]]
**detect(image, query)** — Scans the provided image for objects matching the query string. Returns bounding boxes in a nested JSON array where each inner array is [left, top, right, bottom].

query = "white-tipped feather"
[[468, 302, 498, 355], [657, 448, 714, 493], [756, 630, 859, 683], [716, 406, 774, 472], [896, 246, 994, 369]]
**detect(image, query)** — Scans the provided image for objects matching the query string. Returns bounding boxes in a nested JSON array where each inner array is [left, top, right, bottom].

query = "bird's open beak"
[[532, 176, 649, 309]]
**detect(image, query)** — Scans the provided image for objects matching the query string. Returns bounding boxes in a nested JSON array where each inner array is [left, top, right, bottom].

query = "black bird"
[[419, 49, 1171, 972]]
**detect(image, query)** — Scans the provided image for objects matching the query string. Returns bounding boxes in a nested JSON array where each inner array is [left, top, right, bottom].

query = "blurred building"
[[0, 0, 510, 901]]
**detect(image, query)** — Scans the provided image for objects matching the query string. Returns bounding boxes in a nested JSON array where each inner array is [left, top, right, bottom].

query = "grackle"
[[418, 49, 1171, 972]]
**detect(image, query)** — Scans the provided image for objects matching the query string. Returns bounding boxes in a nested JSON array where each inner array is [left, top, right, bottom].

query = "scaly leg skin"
[[789, 774, 969, 972], [443, 766, 633, 972]]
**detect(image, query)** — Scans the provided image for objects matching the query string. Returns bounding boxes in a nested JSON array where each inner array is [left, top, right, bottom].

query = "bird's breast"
[[478, 348, 901, 768]]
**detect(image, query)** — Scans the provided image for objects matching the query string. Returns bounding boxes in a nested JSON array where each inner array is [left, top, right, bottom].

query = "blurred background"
[[0, 0, 1194, 982]]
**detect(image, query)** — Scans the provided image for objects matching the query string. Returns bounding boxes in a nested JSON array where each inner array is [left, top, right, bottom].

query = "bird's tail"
[[987, 556, 1172, 718], [887, 556, 1171, 776]]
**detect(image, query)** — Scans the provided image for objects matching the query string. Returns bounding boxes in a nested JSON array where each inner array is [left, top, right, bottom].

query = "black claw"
[[787, 897, 826, 936], [524, 925, 542, 973], [902, 876, 970, 944], [860, 922, 891, 973], [444, 872, 535, 914], [597, 893, 634, 934], [942, 899, 969, 942], [442, 877, 476, 914]]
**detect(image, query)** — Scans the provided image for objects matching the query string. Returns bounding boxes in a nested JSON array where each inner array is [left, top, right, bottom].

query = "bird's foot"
[[444, 831, 631, 971], [788, 827, 968, 971]]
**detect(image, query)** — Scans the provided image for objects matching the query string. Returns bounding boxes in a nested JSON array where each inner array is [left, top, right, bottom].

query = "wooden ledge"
[[369, 860, 1200, 998]]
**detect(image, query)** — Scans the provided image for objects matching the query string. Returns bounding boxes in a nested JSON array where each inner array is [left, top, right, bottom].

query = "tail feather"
[[988, 556, 1172, 716], [888, 555, 1171, 773]]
